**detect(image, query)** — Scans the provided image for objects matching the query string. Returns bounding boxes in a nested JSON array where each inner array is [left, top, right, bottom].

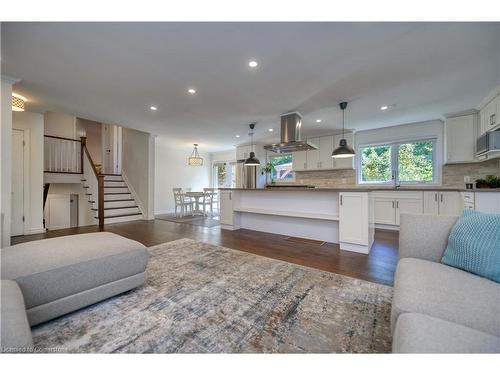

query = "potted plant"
[[261, 162, 276, 184], [485, 175, 500, 188]]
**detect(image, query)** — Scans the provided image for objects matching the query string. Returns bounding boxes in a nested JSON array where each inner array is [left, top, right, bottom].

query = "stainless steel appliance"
[[264, 112, 318, 153], [235, 160, 266, 189], [476, 130, 500, 155]]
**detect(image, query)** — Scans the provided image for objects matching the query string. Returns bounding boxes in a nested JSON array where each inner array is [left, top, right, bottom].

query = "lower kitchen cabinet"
[[373, 191, 423, 226], [339, 192, 372, 252], [219, 191, 234, 226], [423, 191, 463, 216]]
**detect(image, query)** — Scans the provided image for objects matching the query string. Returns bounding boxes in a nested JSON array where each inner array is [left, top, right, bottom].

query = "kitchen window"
[[358, 139, 437, 185], [269, 154, 294, 181]]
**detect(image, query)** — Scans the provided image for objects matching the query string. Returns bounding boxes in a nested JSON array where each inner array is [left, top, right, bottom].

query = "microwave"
[[476, 131, 500, 155]]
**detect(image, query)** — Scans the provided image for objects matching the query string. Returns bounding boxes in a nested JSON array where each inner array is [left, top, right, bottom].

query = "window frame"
[[357, 137, 439, 186], [268, 153, 295, 182]]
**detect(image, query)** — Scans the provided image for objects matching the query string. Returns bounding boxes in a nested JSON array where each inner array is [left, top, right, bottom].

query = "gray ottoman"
[[1, 232, 148, 326]]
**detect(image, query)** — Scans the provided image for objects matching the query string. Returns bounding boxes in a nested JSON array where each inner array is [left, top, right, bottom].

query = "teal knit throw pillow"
[[441, 209, 500, 283]]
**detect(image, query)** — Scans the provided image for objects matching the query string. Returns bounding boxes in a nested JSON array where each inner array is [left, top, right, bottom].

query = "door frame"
[[12, 127, 30, 236]]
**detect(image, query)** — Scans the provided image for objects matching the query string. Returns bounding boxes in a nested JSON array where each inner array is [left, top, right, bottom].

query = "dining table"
[[184, 191, 206, 216]]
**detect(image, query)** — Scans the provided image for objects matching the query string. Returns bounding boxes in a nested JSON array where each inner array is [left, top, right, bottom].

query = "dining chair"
[[173, 188, 194, 218], [202, 188, 218, 217]]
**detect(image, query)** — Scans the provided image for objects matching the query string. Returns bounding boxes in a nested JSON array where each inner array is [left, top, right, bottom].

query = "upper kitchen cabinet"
[[236, 144, 265, 161], [291, 134, 353, 172], [333, 133, 355, 169], [478, 92, 500, 136], [444, 113, 477, 164]]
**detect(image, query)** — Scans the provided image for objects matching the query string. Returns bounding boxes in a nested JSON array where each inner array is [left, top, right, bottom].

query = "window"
[[269, 154, 294, 181], [212, 162, 236, 188], [359, 139, 436, 185]]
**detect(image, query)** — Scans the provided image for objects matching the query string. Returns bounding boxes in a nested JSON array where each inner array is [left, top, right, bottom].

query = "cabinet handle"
[[340, 195, 343, 206], [434, 193, 438, 202], [440, 193, 443, 203], [229, 192, 231, 200], [392, 201, 395, 209], [396, 201, 399, 209], [491, 114, 496, 125]]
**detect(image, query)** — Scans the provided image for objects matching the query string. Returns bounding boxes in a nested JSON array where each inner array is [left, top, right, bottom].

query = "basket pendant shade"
[[12, 94, 26, 112], [332, 101, 355, 158], [188, 144, 203, 166]]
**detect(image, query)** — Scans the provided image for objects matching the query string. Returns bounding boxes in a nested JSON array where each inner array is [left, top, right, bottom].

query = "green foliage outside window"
[[361, 145, 391, 182]]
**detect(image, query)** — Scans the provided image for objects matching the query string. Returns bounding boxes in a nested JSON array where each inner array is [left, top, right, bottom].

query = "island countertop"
[[217, 187, 486, 192]]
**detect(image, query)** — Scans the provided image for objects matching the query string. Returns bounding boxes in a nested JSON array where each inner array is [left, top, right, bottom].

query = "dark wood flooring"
[[11, 219, 399, 286]]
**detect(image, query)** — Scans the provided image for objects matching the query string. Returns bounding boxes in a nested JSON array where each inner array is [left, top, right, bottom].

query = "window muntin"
[[359, 139, 436, 185]]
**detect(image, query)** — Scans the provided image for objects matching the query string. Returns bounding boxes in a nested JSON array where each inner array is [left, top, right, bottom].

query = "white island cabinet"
[[219, 189, 374, 254]]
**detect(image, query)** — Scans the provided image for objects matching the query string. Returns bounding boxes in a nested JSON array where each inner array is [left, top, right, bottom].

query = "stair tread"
[[104, 192, 130, 195], [102, 173, 122, 176], [104, 198, 135, 202], [95, 213, 142, 219], [104, 180, 125, 183], [92, 206, 139, 211]]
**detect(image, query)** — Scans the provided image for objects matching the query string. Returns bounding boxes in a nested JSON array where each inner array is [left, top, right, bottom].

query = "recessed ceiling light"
[[380, 105, 389, 111], [150, 106, 157, 111], [188, 88, 196, 94], [316, 119, 322, 123], [235, 135, 240, 138], [268, 128, 274, 132], [248, 61, 258, 68]]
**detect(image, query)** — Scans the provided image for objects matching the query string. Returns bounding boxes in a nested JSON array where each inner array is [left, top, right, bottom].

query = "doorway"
[[102, 124, 122, 174], [11, 129, 25, 236]]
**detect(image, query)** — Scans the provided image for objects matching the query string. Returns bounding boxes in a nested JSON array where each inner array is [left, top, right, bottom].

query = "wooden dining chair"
[[173, 188, 193, 218], [202, 188, 218, 217]]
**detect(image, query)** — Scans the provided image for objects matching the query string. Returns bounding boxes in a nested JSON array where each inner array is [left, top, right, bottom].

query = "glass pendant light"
[[332, 101, 355, 158], [188, 144, 204, 166], [244, 123, 260, 166]]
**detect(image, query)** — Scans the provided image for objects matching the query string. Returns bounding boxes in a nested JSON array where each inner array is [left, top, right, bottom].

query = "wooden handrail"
[[81, 137, 104, 229], [44, 134, 82, 142]]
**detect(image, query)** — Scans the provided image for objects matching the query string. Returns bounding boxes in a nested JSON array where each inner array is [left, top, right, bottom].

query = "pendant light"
[[244, 123, 260, 166], [332, 101, 355, 158], [188, 144, 203, 166]]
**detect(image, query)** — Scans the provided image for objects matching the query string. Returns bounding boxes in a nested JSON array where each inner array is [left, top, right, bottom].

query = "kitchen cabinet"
[[478, 94, 500, 136], [292, 149, 307, 171], [444, 114, 476, 164], [291, 134, 353, 172], [219, 191, 234, 226], [333, 133, 355, 169], [306, 137, 320, 170], [372, 191, 423, 226], [423, 191, 463, 216], [339, 192, 369, 246]]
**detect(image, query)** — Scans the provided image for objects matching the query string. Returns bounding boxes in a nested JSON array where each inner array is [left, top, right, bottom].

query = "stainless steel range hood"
[[264, 112, 318, 153]]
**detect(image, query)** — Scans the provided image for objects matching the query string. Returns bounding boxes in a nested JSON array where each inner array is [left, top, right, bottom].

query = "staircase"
[[81, 174, 143, 224]]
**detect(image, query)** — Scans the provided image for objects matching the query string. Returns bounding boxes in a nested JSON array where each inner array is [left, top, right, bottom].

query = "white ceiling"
[[2, 22, 500, 152]]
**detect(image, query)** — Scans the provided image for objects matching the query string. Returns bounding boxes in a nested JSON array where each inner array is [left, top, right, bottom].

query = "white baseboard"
[[374, 223, 400, 231], [154, 209, 174, 215]]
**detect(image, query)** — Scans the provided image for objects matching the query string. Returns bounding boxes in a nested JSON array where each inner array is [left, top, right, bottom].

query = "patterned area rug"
[[32, 238, 393, 353]]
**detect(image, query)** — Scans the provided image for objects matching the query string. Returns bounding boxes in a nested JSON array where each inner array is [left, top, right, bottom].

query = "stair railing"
[[44, 135, 83, 173], [81, 137, 105, 228]]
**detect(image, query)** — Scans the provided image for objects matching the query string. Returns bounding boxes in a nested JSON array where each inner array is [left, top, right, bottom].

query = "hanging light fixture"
[[244, 123, 260, 166], [12, 93, 26, 112], [332, 101, 355, 158], [188, 144, 203, 166]]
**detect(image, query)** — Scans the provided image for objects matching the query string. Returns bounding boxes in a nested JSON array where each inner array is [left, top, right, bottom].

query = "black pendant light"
[[244, 123, 260, 166], [332, 101, 355, 158]]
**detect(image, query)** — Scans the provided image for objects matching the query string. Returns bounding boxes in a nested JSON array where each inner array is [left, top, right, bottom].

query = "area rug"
[[155, 214, 220, 228], [32, 238, 393, 353]]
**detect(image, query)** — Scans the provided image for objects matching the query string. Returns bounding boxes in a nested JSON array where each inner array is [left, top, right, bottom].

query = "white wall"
[[46, 183, 95, 227], [122, 127, 155, 219], [13, 111, 45, 234], [210, 149, 236, 164], [154, 137, 211, 215], [44, 111, 76, 138], [1, 78, 14, 247]]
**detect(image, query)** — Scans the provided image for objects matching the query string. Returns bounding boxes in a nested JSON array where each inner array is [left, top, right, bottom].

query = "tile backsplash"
[[294, 159, 500, 189]]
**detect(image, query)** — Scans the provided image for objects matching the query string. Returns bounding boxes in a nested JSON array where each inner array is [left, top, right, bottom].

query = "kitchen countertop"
[[218, 187, 500, 192]]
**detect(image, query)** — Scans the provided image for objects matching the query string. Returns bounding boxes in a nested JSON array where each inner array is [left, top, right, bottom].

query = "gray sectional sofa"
[[1, 232, 148, 353], [392, 214, 500, 353]]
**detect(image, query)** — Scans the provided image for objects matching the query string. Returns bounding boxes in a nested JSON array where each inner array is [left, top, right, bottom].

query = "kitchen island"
[[218, 188, 375, 254]]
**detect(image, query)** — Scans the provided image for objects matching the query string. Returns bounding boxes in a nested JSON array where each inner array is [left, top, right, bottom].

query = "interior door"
[[11, 129, 25, 236], [102, 123, 122, 174], [45, 195, 70, 230]]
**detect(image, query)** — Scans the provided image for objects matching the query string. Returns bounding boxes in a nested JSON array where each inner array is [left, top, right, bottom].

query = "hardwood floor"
[[11, 219, 399, 286]]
